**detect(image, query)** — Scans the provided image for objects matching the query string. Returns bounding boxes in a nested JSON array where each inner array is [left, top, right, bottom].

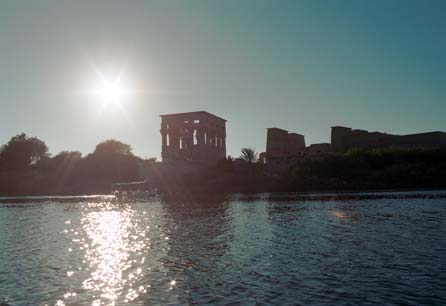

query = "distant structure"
[[331, 126, 352, 153], [265, 128, 305, 160], [307, 143, 331, 156], [331, 126, 446, 153], [261, 127, 308, 167], [263, 127, 331, 163], [160, 111, 226, 163], [261, 125, 446, 166]]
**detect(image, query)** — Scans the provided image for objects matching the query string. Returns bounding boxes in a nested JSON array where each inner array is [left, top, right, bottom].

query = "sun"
[[97, 78, 126, 104], [83, 63, 136, 111]]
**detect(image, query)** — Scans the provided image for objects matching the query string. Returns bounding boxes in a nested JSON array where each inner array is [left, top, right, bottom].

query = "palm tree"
[[239, 147, 258, 163]]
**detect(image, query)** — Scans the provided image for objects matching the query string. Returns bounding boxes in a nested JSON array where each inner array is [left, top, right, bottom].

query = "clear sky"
[[1, 0, 445, 159]]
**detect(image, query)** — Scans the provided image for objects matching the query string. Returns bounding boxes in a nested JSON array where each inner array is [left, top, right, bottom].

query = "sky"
[[0, 0, 445, 159]]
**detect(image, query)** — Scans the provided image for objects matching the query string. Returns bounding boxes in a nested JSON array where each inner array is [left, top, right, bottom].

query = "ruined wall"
[[265, 128, 307, 164], [331, 126, 352, 153], [160, 111, 226, 163], [266, 128, 289, 159], [287, 133, 306, 155], [396, 132, 446, 148], [332, 126, 446, 153], [348, 131, 392, 150], [307, 143, 332, 156]]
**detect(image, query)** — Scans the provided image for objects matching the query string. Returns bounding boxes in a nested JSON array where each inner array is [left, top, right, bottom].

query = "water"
[[1, 192, 446, 306]]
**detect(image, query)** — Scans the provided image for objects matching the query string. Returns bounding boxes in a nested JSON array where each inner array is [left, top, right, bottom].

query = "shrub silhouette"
[[0, 133, 48, 171], [239, 147, 258, 163], [0, 133, 445, 196]]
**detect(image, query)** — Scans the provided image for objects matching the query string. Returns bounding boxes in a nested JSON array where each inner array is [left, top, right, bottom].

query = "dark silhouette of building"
[[307, 143, 331, 156], [261, 127, 307, 168], [262, 125, 446, 167], [266, 128, 305, 160], [160, 111, 226, 163], [331, 126, 352, 153], [331, 126, 446, 153]]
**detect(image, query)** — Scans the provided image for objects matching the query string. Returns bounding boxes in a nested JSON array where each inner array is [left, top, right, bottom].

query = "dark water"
[[1, 192, 446, 306]]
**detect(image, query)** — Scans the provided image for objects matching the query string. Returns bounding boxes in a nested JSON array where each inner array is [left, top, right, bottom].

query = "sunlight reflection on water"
[[82, 203, 142, 303], [1, 193, 446, 305], [62, 201, 155, 306]]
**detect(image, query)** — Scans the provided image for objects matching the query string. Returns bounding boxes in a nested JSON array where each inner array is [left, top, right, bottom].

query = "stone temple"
[[160, 111, 226, 163], [261, 125, 446, 166]]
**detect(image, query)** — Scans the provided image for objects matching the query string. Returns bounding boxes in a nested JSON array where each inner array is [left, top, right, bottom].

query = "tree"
[[53, 151, 82, 161], [239, 147, 258, 163], [94, 139, 133, 156], [48, 151, 82, 171], [0, 133, 49, 170], [145, 157, 157, 163], [66, 139, 141, 193]]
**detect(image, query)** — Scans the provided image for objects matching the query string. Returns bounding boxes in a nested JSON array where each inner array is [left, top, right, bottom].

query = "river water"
[[0, 191, 445, 306]]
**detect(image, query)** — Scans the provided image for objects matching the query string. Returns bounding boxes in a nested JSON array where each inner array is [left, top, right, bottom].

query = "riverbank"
[[2, 189, 446, 204], [1, 147, 445, 197]]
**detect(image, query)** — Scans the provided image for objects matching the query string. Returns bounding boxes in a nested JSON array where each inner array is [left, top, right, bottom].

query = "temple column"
[[161, 131, 166, 147]]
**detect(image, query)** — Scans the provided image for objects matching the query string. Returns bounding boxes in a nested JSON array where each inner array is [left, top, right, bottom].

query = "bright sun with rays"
[[90, 75, 130, 109], [96, 78, 126, 104], [83, 63, 137, 113]]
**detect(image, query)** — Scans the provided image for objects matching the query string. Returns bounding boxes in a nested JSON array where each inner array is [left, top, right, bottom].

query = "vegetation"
[[94, 139, 133, 156], [280, 148, 446, 191], [0, 133, 49, 170], [0, 134, 143, 196], [180, 147, 446, 194], [0, 133, 445, 196], [239, 147, 258, 163]]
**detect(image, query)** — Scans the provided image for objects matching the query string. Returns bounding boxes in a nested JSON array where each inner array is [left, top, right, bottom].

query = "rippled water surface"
[[1, 192, 446, 305]]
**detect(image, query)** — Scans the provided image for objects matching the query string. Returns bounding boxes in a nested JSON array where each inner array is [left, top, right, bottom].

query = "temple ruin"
[[261, 125, 446, 165], [265, 128, 306, 160], [160, 111, 226, 163], [331, 126, 446, 153]]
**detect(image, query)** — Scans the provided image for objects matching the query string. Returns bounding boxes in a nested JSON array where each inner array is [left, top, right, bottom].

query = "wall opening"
[[179, 137, 183, 150], [166, 134, 170, 146], [204, 132, 207, 145], [193, 129, 198, 145]]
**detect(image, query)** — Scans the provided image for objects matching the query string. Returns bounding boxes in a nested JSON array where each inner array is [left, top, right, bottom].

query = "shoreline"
[[2, 187, 446, 203]]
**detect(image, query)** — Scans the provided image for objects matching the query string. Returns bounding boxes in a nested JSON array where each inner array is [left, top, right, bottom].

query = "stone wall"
[[266, 128, 306, 160], [160, 111, 226, 163], [332, 126, 446, 153]]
